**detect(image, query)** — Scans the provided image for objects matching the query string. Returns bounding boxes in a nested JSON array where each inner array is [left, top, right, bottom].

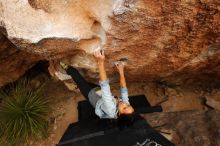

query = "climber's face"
[[117, 102, 134, 114]]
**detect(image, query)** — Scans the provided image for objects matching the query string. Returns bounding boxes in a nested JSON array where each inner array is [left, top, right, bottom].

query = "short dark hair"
[[117, 111, 137, 130]]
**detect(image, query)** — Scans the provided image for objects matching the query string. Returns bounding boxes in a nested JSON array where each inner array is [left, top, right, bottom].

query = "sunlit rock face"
[[0, 0, 220, 86]]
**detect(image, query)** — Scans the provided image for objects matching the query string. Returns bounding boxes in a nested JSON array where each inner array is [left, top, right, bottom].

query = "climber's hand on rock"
[[115, 62, 125, 74], [94, 50, 105, 64]]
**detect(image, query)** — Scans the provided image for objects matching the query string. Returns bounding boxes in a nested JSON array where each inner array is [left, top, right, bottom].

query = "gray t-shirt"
[[88, 79, 129, 119]]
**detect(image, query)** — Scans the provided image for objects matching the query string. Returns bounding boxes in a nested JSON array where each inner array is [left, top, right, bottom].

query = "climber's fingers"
[[96, 50, 104, 57], [97, 50, 102, 56], [94, 50, 105, 61], [93, 50, 99, 58], [101, 50, 104, 56], [116, 63, 120, 70], [114, 61, 125, 70]]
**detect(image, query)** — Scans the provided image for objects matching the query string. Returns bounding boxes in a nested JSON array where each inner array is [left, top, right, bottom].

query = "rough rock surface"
[[0, 33, 39, 86], [205, 90, 220, 110], [143, 110, 220, 146], [0, 0, 220, 86], [144, 84, 205, 112]]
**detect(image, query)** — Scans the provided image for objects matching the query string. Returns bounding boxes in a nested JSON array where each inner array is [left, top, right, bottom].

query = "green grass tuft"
[[0, 79, 50, 145]]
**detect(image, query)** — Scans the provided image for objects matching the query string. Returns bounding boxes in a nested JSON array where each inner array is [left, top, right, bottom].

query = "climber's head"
[[117, 101, 134, 115], [117, 102, 136, 128]]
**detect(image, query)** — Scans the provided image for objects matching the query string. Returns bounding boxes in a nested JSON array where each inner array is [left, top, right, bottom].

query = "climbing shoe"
[[60, 61, 69, 70]]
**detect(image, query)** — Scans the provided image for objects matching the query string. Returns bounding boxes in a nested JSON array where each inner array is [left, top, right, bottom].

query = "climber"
[[60, 49, 135, 126]]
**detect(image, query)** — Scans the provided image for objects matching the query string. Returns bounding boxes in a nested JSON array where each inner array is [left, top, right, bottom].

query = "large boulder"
[[0, 0, 219, 86]]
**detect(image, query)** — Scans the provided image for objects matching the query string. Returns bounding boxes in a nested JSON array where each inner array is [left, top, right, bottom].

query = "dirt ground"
[[31, 79, 82, 146], [31, 76, 220, 146]]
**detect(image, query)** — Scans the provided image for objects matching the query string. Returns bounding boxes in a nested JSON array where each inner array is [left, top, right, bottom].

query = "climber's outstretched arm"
[[116, 63, 126, 88], [94, 50, 107, 81], [94, 50, 116, 118], [115, 63, 129, 104]]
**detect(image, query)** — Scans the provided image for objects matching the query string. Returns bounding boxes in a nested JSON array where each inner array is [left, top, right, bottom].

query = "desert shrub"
[[0, 79, 50, 145]]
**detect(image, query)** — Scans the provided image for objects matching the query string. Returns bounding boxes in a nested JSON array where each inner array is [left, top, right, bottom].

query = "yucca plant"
[[0, 79, 50, 145]]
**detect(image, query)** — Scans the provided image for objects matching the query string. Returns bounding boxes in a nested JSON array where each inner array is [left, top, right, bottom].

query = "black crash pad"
[[57, 95, 174, 146]]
